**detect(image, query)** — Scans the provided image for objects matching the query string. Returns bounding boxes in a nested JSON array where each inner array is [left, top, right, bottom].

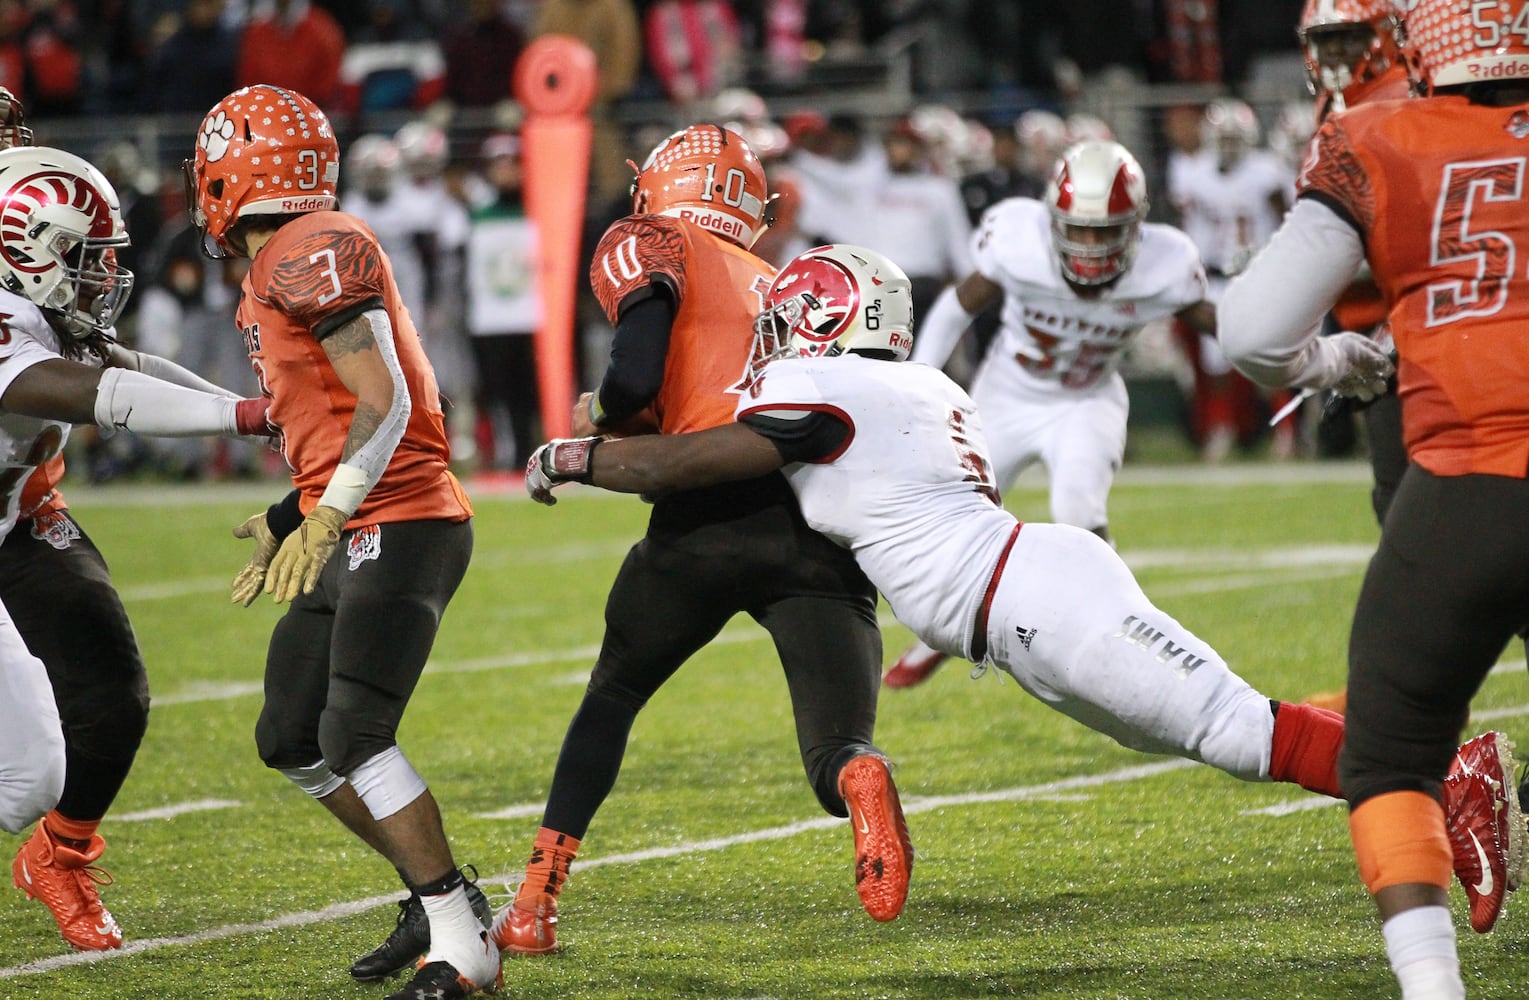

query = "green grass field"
[[2, 462, 1526, 999]]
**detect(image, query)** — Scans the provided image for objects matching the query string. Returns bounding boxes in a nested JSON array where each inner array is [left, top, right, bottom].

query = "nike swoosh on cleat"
[[1469, 829, 1496, 896], [850, 804, 869, 835], [95, 921, 115, 936], [19, 858, 30, 885]]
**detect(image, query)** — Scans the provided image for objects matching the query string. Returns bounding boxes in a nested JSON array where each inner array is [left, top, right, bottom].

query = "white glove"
[[525, 437, 602, 506], [1292, 331, 1395, 402]]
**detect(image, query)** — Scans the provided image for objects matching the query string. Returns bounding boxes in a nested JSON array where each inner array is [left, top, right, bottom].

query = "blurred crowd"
[[2, 1, 1306, 120], [46, 0, 1324, 482]]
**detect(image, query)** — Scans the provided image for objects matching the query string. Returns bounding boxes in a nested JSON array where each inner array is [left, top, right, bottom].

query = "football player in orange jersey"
[[1295, 0, 1413, 715], [187, 86, 498, 1000], [487, 125, 912, 958], [1221, 1, 1529, 991]]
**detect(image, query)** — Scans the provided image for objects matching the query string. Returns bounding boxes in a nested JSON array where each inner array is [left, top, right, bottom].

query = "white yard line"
[[0, 758, 1198, 980], [111, 799, 242, 822]]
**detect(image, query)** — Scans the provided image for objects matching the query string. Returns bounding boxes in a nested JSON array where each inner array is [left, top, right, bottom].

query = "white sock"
[[421, 884, 499, 985], [1381, 906, 1464, 1000]]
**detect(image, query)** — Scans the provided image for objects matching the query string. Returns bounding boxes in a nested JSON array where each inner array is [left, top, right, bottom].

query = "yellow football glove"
[[264, 505, 349, 603], [230, 511, 281, 607]]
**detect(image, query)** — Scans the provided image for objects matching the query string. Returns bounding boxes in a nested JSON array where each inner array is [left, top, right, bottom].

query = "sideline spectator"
[[643, 0, 742, 109], [21, 0, 83, 117], [464, 132, 541, 471], [134, 222, 260, 480], [533, 0, 642, 203], [440, 0, 523, 110], [236, 0, 345, 107], [140, 0, 237, 114]]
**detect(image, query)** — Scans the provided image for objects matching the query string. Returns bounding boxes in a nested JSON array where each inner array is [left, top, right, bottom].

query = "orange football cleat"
[[838, 753, 913, 922], [490, 891, 559, 956], [12, 823, 122, 951]]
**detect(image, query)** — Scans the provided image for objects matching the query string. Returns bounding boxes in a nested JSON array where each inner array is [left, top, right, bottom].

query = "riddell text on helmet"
[[1469, 61, 1529, 79], [679, 208, 745, 240], [279, 196, 335, 213]]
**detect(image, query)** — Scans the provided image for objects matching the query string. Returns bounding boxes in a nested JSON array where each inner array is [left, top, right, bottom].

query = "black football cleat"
[[350, 869, 494, 982]]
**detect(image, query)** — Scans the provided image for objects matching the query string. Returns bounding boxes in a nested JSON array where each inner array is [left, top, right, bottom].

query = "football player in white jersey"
[[0, 141, 270, 952], [885, 139, 1214, 688], [1168, 98, 1298, 461], [523, 243, 1521, 932]]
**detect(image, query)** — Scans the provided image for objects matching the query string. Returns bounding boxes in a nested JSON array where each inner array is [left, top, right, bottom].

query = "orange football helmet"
[[630, 124, 769, 250], [1399, 0, 1529, 95], [1298, 0, 1402, 113], [183, 85, 340, 258]]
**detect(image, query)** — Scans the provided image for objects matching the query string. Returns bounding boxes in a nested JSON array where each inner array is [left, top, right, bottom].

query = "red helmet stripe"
[[1108, 165, 1136, 215], [1054, 164, 1073, 211]]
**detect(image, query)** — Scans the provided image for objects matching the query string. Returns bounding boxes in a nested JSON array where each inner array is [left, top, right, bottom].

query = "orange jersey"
[[589, 215, 774, 435], [1299, 96, 1529, 477], [237, 211, 471, 525]]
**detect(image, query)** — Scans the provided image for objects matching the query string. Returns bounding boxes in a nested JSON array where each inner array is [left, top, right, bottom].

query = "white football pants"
[[0, 599, 64, 833], [983, 522, 1274, 781], [969, 368, 1128, 531]]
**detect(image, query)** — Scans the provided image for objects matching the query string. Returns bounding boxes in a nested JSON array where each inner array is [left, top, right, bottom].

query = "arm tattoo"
[[343, 402, 384, 463], [323, 314, 378, 358]]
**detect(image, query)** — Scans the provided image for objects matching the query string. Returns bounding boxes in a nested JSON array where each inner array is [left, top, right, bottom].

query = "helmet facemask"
[[1051, 218, 1140, 287], [51, 239, 134, 336]]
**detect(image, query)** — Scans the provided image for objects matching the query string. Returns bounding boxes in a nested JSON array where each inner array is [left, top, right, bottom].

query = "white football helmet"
[[0, 146, 133, 337], [347, 134, 400, 200], [1201, 98, 1260, 171], [394, 120, 449, 181], [1064, 113, 1114, 145], [1044, 140, 1148, 287], [752, 244, 914, 369], [1015, 109, 1068, 181]]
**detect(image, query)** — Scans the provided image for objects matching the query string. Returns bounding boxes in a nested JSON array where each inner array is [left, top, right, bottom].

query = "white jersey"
[[1168, 148, 1292, 276], [737, 354, 1016, 657], [0, 289, 86, 541], [735, 353, 1280, 784], [342, 180, 470, 333], [971, 198, 1206, 393]]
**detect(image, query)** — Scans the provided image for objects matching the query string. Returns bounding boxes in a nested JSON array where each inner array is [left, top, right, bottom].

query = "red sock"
[[1269, 701, 1345, 798], [519, 827, 581, 903]]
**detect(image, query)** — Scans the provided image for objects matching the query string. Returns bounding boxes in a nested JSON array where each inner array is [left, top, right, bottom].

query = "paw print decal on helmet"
[[200, 112, 235, 162]]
